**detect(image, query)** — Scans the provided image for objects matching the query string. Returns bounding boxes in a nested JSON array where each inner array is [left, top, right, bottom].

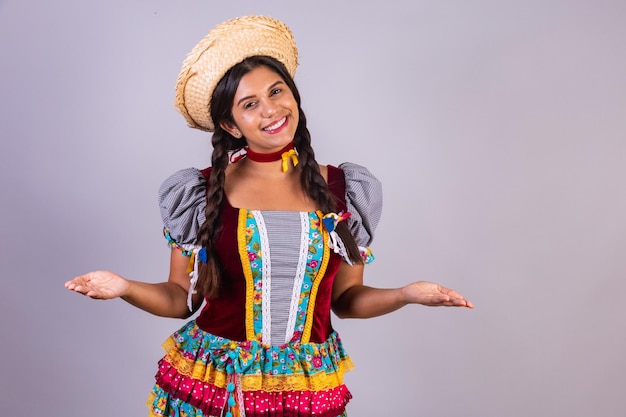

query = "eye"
[[243, 101, 257, 109], [270, 88, 282, 96]]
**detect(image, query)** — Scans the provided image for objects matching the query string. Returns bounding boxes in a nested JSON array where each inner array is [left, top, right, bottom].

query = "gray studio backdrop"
[[1, 1, 625, 416]]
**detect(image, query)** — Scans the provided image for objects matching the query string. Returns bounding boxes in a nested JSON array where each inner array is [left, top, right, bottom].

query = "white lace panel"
[[253, 211, 310, 346]]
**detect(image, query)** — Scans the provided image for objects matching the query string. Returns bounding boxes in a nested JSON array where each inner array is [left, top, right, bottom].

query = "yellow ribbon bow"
[[281, 149, 299, 172]]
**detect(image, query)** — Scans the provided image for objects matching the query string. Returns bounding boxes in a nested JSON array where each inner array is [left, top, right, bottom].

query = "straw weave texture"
[[174, 15, 299, 132]]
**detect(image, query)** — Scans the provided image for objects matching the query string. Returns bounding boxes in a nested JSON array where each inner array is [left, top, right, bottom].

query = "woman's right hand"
[[64, 271, 130, 300]]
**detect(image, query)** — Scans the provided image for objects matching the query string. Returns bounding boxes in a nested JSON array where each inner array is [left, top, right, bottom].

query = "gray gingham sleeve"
[[339, 162, 383, 247], [158, 168, 207, 248]]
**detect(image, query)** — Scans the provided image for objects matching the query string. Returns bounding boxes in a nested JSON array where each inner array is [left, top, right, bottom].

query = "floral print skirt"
[[146, 320, 354, 417]]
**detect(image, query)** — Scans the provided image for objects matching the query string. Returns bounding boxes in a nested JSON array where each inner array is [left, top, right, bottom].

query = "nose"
[[260, 99, 277, 118]]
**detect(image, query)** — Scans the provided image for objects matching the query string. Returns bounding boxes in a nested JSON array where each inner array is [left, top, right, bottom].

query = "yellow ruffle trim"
[[161, 338, 354, 392]]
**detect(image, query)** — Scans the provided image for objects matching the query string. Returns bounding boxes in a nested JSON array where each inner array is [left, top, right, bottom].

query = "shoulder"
[[323, 162, 380, 183], [328, 162, 383, 248], [158, 167, 208, 209], [321, 164, 345, 205], [158, 167, 209, 246], [325, 163, 382, 203]]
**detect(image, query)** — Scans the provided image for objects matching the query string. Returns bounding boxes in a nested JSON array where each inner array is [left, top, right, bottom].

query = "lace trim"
[[162, 228, 201, 311], [147, 381, 352, 417], [161, 343, 354, 392], [252, 210, 272, 345], [186, 248, 201, 311], [160, 329, 354, 392], [238, 209, 256, 341], [285, 212, 310, 344], [301, 212, 332, 344]]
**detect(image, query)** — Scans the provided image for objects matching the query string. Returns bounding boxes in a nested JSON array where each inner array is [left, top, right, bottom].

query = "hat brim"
[[174, 15, 299, 132]]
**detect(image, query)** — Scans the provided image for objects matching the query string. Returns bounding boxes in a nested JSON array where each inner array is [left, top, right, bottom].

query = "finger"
[[439, 287, 473, 308], [65, 278, 81, 289], [440, 287, 466, 299], [449, 297, 474, 308], [74, 284, 91, 295], [73, 283, 102, 297], [65, 280, 79, 290], [423, 294, 451, 306], [65, 275, 89, 287]]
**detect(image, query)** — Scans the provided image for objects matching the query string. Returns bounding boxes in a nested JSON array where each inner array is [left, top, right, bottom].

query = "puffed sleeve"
[[339, 162, 383, 262], [158, 167, 207, 254]]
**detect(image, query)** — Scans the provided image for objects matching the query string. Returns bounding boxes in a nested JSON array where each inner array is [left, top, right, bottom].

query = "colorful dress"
[[147, 163, 382, 417]]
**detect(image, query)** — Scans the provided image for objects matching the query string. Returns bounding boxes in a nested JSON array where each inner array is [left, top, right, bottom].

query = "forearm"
[[332, 285, 407, 319], [121, 280, 191, 319]]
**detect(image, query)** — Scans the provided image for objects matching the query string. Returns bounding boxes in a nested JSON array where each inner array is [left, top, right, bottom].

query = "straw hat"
[[174, 15, 299, 132]]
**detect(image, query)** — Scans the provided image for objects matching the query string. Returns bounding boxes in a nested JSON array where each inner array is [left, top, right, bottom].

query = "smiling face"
[[220, 65, 299, 154]]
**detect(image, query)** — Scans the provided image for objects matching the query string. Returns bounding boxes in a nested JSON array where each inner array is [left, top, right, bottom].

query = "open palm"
[[403, 281, 474, 308], [64, 270, 130, 300]]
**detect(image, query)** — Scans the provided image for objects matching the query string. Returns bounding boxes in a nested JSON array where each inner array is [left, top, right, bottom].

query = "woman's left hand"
[[401, 281, 474, 308]]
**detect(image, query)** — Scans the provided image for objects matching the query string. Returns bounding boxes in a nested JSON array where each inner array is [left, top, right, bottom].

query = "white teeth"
[[264, 117, 286, 131]]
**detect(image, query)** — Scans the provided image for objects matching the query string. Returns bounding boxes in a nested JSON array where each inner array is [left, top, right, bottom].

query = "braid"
[[295, 134, 333, 210], [196, 130, 232, 299], [294, 117, 364, 265]]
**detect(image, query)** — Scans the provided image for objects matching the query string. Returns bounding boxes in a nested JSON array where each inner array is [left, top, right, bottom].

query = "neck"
[[245, 141, 295, 162], [243, 141, 299, 173]]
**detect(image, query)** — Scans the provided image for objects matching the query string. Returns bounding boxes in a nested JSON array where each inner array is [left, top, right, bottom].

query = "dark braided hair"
[[196, 56, 362, 299]]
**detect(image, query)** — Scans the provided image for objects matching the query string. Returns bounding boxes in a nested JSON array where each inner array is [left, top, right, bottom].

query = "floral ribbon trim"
[[319, 214, 376, 264], [359, 246, 375, 264], [321, 212, 351, 263], [321, 211, 351, 233], [163, 227, 194, 256]]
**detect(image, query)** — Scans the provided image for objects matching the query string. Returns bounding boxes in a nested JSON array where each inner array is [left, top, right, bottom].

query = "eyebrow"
[[236, 80, 285, 107]]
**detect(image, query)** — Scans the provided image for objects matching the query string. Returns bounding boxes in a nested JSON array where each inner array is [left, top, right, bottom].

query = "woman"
[[65, 15, 472, 417]]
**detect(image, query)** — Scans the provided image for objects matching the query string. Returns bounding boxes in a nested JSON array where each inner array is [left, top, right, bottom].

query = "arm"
[[64, 249, 203, 318], [331, 262, 473, 319]]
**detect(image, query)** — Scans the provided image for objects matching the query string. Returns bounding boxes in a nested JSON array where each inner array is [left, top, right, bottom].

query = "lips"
[[263, 116, 287, 132]]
